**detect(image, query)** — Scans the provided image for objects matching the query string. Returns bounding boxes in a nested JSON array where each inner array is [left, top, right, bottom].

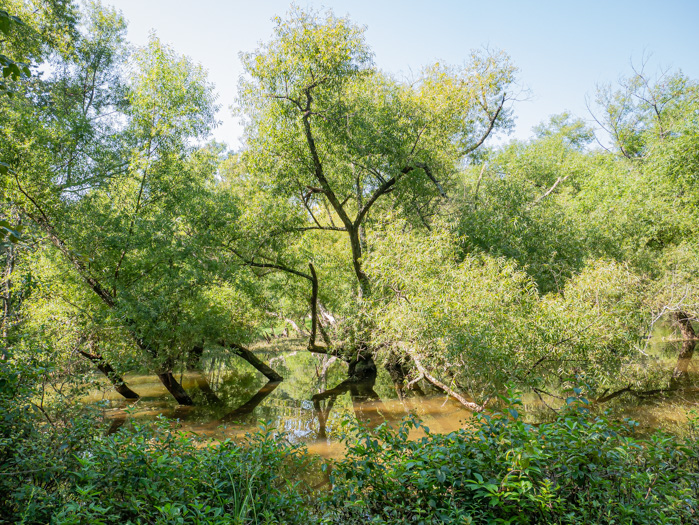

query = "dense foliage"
[[2, 381, 698, 524], [0, 383, 312, 524], [2, 0, 699, 523], [328, 397, 699, 524]]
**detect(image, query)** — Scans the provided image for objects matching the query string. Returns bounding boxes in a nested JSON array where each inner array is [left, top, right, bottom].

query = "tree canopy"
[[1, 1, 698, 413]]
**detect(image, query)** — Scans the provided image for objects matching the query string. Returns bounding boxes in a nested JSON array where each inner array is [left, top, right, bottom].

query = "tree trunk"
[[131, 336, 194, 405], [349, 227, 371, 298], [222, 341, 283, 382], [670, 311, 696, 388], [156, 372, 194, 405], [385, 353, 425, 398], [77, 349, 140, 400], [348, 352, 377, 382], [186, 344, 205, 371]]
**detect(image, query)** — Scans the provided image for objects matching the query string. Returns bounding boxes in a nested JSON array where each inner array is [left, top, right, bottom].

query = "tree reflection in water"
[[220, 381, 281, 424], [312, 374, 396, 438]]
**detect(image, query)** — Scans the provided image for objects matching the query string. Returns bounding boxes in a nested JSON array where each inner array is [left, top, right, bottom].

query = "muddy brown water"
[[84, 338, 699, 457], [84, 341, 474, 458]]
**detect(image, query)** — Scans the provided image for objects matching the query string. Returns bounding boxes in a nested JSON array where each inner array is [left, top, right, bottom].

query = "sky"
[[105, 0, 699, 150]]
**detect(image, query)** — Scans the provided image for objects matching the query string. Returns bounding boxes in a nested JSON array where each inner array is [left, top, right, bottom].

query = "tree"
[[453, 114, 596, 293], [364, 222, 648, 407], [4, 3, 280, 405], [233, 7, 517, 378], [578, 67, 699, 388]]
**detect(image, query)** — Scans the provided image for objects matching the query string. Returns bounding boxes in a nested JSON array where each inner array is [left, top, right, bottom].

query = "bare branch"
[[472, 163, 487, 210], [463, 93, 506, 155], [527, 173, 572, 209], [225, 245, 312, 282], [355, 165, 414, 228], [403, 345, 485, 411], [416, 162, 447, 198]]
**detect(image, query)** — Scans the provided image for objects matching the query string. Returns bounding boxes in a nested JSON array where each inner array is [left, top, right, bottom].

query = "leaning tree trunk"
[[21, 189, 200, 405], [77, 348, 140, 400], [670, 311, 696, 388], [221, 341, 283, 382], [156, 371, 195, 405], [130, 335, 194, 405]]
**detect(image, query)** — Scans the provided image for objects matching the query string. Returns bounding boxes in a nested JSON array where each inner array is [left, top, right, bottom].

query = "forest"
[[1, 1, 699, 523]]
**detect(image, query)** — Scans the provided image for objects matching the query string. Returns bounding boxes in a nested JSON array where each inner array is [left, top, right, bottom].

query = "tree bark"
[[156, 371, 194, 405], [129, 335, 194, 405], [221, 341, 283, 382], [77, 349, 140, 400], [404, 346, 484, 411], [348, 351, 377, 382]]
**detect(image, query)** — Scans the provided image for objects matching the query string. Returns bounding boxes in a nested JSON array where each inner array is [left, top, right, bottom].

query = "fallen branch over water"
[[404, 348, 485, 412]]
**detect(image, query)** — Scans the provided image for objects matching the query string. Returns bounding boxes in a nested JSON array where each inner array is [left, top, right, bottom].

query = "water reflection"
[[313, 375, 390, 437], [220, 381, 281, 424], [90, 336, 699, 459], [89, 343, 473, 456]]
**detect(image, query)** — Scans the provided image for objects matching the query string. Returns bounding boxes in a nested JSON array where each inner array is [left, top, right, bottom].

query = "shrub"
[[1, 412, 313, 524], [325, 396, 699, 524]]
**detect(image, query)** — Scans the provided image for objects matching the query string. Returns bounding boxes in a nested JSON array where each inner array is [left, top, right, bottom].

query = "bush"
[[54, 422, 313, 525], [3, 375, 699, 524], [324, 396, 699, 524], [1, 413, 313, 524]]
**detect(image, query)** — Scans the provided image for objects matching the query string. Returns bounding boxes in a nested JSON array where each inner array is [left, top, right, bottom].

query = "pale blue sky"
[[105, 0, 699, 149]]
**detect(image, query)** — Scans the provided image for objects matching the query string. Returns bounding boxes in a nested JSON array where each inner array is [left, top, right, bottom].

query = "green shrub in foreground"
[[1, 417, 313, 525], [325, 398, 699, 525], [3, 388, 699, 524]]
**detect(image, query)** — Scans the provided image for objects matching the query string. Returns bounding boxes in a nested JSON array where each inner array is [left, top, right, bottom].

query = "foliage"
[[51, 425, 311, 525], [235, 5, 517, 309], [0, 390, 314, 524], [0, 7, 30, 97], [453, 116, 596, 293], [326, 396, 699, 524], [366, 224, 649, 399], [3, 3, 699, 522]]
